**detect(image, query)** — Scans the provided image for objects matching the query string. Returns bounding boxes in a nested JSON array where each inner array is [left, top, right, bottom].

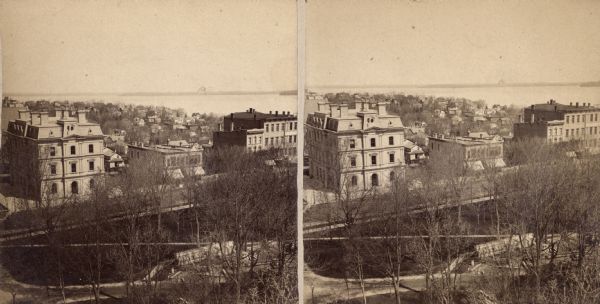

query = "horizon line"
[[3, 89, 298, 97]]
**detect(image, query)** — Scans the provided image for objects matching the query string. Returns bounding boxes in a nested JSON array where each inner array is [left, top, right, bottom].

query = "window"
[[71, 181, 78, 194], [294, 122, 298, 130], [566, 129, 570, 137], [371, 174, 379, 186], [89, 161, 95, 171], [50, 147, 56, 157], [50, 164, 57, 175], [389, 136, 394, 145], [371, 155, 377, 165], [276, 124, 280, 132], [566, 116, 570, 124], [350, 156, 356, 167], [389, 153, 395, 163], [370, 138, 376, 147], [390, 171, 396, 181], [349, 139, 356, 149], [266, 124, 269, 132], [51, 183, 58, 194], [88, 144, 94, 153], [351, 175, 358, 186], [90, 179, 95, 189], [71, 163, 77, 173], [289, 136, 293, 143], [577, 115, 580, 123], [70, 146, 76, 155]]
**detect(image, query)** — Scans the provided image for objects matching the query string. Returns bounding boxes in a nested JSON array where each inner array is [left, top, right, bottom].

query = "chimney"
[[18, 110, 31, 121], [576, 102, 579, 107], [269, 110, 272, 114], [554, 105, 557, 111], [275, 111, 278, 116], [358, 100, 367, 111], [376, 102, 387, 115], [339, 103, 348, 117], [570, 102, 573, 106], [76, 109, 89, 123], [317, 102, 329, 112], [40, 112, 49, 125]]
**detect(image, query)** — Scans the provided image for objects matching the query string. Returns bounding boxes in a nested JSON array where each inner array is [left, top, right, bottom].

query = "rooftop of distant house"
[[429, 133, 503, 146], [128, 140, 203, 154]]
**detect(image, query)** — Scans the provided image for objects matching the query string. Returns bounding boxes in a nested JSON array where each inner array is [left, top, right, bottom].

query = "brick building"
[[127, 140, 204, 179], [513, 100, 600, 153], [212, 108, 298, 159], [428, 133, 505, 171], [305, 100, 405, 192], [4, 109, 105, 199]]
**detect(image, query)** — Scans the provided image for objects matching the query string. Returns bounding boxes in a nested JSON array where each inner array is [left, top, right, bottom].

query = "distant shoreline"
[[4, 90, 298, 97], [310, 81, 600, 90]]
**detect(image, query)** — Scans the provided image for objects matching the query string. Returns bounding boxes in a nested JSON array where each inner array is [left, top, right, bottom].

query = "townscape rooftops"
[[429, 134, 503, 146]]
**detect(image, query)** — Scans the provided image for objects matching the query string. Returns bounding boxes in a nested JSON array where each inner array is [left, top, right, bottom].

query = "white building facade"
[[305, 100, 406, 193]]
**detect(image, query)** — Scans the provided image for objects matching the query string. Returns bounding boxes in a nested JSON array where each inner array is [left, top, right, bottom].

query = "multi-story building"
[[127, 140, 204, 179], [428, 133, 505, 171], [212, 108, 298, 159], [305, 100, 405, 192], [4, 109, 105, 199], [513, 100, 600, 152], [1, 98, 27, 146]]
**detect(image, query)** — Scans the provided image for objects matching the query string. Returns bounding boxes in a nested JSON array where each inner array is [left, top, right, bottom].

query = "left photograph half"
[[0, 1, 298, 303]]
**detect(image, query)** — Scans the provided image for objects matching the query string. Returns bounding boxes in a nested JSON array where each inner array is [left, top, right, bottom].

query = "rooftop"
[[528, 99, 596, 112], [228, 108, 296, 121]]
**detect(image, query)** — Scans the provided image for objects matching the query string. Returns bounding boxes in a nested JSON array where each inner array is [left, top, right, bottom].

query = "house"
[[306, 100, 405, 192], [103, 148, 125, 173], [4, 109, 105, 199], [403, 139, 427, 166]]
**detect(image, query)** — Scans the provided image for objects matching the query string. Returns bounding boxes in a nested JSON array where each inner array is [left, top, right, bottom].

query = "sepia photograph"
[[303, 0, 600, 303], [0, 0, 298, 303]]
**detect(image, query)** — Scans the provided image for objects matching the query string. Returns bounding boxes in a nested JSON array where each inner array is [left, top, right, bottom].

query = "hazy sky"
[[307, 0, 600, 87], [0, 0, 296, 94]]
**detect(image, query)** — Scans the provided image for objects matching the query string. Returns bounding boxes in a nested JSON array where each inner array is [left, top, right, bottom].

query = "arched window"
[[371, 174, 379, 187], [51, 183, 58, 194], [351, 175, 358, 186], [71, 181, 79, 194]]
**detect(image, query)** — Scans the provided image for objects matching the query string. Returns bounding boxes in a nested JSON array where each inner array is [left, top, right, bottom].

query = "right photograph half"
[[302, 1, 600, 303]]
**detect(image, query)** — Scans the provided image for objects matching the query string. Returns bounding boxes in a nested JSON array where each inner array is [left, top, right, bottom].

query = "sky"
[[0, 0, 296, 94], [307, 0, 600, 87]]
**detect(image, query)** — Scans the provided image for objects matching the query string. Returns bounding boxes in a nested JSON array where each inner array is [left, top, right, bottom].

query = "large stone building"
[[513, 100, 600, 153], [428, 133, 505, 171], [127, 140, 204, 179], [1, 98, 27, 146], [305, 100, 405, 192], [4, 109, 105, 199], [212, 108, 298, 159]]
